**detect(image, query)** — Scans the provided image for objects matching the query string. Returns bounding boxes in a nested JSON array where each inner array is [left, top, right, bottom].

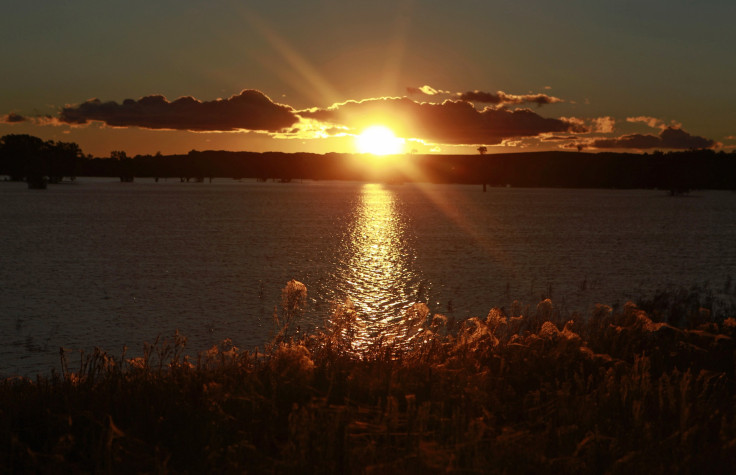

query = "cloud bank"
[[58, 90, 299, 132], [300, 97, 581, 145], [7, 84, 718, 153]]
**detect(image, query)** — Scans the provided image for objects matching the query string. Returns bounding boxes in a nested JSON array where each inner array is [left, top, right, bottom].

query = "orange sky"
[[1, 1, 734, 157]]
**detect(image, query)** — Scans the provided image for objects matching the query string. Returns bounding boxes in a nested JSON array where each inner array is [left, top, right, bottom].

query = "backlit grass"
[[2, 283, 736, 473]]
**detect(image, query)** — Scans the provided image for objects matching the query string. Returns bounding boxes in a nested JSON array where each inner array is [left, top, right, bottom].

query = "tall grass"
[[2, 283, 736, 473]]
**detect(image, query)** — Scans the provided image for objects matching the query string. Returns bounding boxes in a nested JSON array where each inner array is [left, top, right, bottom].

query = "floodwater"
[[2, 178, 735, 376]]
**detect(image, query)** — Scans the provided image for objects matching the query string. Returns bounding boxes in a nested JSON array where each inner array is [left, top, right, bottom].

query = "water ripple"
[[329, 184, 425, 341]]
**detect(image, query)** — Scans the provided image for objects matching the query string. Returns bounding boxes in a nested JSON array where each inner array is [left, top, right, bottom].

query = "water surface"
[[2, 178, 735, 376]]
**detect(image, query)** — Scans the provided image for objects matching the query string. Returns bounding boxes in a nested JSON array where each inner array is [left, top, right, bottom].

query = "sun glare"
[[356, 125, 404, 155]]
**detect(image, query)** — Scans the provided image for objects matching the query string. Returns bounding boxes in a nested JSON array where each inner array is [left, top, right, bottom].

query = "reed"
[[1, 284, 735, 473]]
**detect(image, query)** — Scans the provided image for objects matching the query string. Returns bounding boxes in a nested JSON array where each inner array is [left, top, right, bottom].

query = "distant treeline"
[[2, 133, 736, 190]]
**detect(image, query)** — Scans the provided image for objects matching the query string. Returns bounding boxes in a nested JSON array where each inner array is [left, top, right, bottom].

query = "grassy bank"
[[2, 284, 736, 473]]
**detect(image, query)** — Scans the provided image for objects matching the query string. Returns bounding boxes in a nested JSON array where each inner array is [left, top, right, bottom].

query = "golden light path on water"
[[330, 183, 424, 347]]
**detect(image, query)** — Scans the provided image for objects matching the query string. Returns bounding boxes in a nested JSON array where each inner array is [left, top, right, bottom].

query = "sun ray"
[[243, 9, 341, 107]]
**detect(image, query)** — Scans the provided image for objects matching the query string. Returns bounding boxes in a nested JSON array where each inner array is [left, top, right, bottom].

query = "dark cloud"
[[591, 127, 716, 150], [659, 127, 716, 149], [458, 90, 563, 107], [300, 97, 580, 145], [3, 113, 26, 123], [58, 89, 299, 132]]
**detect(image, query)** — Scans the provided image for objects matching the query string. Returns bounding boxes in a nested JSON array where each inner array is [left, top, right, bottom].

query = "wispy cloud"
[[407, 85, 564, 107], [58, 90, 299, 132], [626, 116, 681, 130], [590, 127, 716, 150], [406, 85, 443, 96], [458, 90, 564, 107]]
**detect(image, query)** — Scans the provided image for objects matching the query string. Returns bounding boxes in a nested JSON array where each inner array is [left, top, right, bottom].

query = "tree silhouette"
[[110, 150, 128, 161], [477, 146, 487, 155], [47, 141, 82, 182], [111, 151, 135, 181], [0, 134, 82, 182], [0, 134, 46, 180]]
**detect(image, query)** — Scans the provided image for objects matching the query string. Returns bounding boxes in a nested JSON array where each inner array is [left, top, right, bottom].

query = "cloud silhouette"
[[2, 113, 26, 123], [58, 90, 299, 132], [591, 127, 716, 150], [38, 86, 718, 152], [458, 90, 563, 106], [300, 97, 580, 145], [407, 86, 562, 107]]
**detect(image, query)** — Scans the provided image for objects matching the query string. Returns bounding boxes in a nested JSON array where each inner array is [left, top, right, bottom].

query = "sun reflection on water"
[[331, 183, 424, 345]]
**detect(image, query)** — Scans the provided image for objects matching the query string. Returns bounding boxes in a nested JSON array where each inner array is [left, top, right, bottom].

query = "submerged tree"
[[47, 141, 82, 182], [0, 134, 82, 181], [0, 134, 46, 180]]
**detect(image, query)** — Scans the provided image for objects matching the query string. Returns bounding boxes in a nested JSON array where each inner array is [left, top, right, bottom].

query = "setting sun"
[[355, 125, 404, 155]]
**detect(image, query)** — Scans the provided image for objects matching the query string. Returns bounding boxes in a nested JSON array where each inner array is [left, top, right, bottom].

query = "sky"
[[1, 0, 734, 157]]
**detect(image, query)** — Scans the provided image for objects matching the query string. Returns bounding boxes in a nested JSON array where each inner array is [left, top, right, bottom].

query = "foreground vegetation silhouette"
[[2, 283, 736, 473]]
